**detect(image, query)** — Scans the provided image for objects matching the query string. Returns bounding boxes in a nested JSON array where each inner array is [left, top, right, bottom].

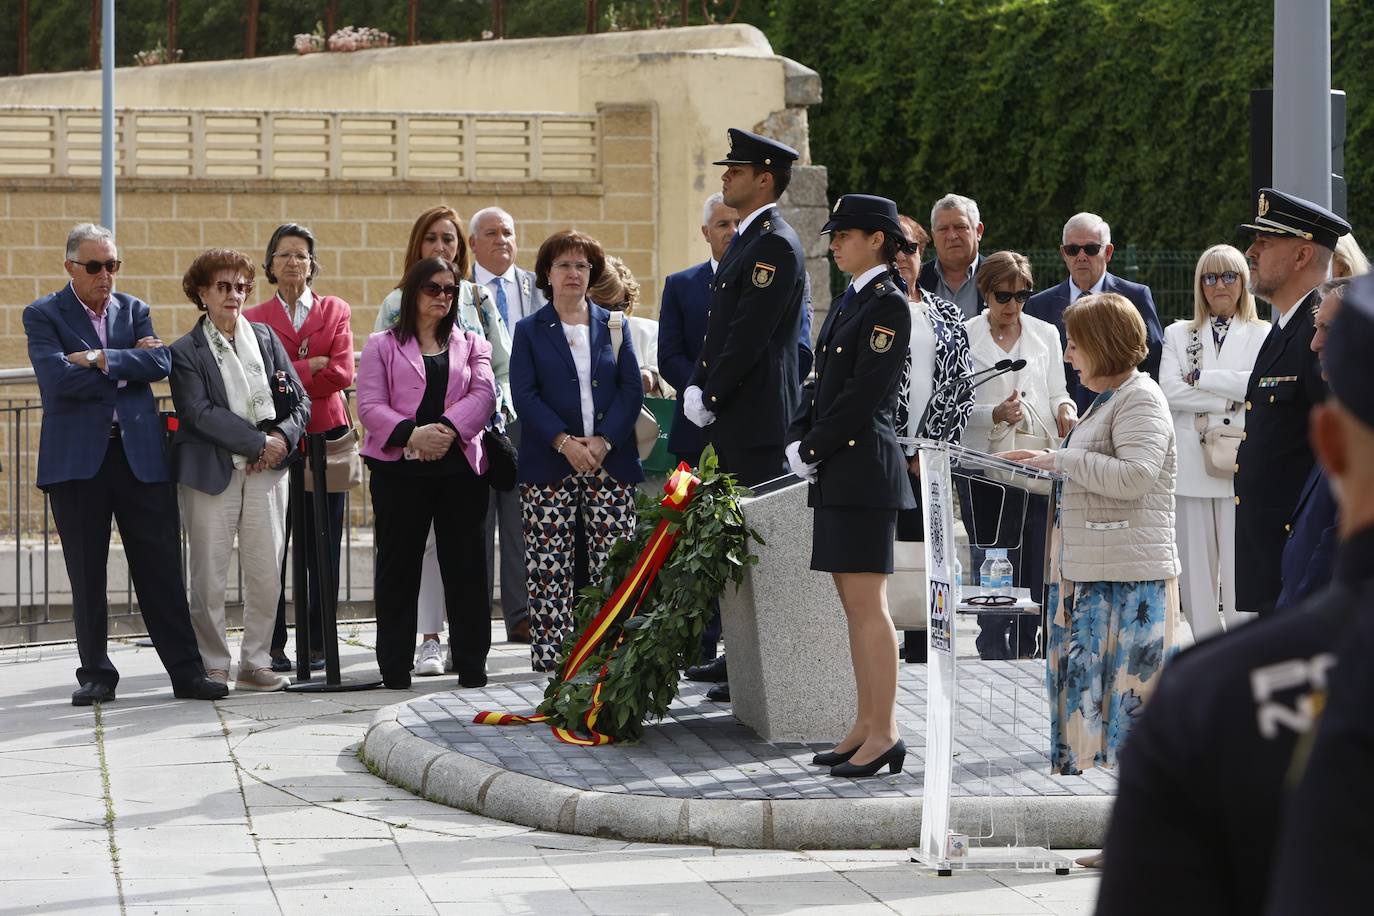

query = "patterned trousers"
[[521, 471, 637, 672]]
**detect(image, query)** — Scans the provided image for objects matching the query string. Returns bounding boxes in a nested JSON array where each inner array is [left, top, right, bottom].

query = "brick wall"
[[0, 104, 657, 541]]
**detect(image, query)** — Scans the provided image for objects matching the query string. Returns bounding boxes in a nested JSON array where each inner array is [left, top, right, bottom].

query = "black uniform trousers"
[[46, 435, 205, 689], [370, 466, 490, 681]]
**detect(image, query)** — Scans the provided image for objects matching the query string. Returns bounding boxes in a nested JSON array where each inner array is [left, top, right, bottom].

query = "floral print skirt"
[[1045, 533, 1180, 775]]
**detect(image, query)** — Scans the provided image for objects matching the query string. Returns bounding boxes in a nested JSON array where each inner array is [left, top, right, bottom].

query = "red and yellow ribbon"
[[473, 463, 700, 745]]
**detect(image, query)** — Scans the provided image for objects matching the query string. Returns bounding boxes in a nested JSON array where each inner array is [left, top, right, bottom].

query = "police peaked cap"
[[1239, 187, 1351, 251], [713, 128, 799, 168], [821, 194, 918, 254]]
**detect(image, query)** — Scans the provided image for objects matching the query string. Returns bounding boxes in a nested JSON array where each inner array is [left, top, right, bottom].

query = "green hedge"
[[773, 0, 1371, 254]]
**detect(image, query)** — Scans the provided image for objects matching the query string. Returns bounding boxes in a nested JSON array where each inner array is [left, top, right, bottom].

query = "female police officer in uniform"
[[787, 194, 916, 778]]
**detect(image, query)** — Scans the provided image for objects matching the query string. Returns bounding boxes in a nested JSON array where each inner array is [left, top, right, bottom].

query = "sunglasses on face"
[[1062, 243, 1103, 257], [1202, 271, 1239, 287], [991, 289, 1033, 304], [69, 258, 122, 275], [214, 280, 254, 296], [420, 282, 459, 299]]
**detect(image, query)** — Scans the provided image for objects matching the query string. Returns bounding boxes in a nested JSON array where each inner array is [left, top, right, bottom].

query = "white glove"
[[785, 440, 819, 483], [683, 385, 716, 428]]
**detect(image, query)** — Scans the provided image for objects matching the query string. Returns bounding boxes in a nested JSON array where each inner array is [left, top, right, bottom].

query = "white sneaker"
[[414, 639, 444, 677]]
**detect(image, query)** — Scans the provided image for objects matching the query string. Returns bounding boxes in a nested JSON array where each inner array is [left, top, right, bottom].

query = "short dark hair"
[[534, 230, 606, 297], [757, 163, 791, 199], [183, 248, 256, 311], [392, 257, 459, 345], [400, 206, 470, 285], [263, 222, 320, 285]]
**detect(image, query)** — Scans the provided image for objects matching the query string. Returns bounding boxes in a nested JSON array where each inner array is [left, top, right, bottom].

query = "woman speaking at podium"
[[1003, 293, 1180, 783], [787, 194, 916, 778]]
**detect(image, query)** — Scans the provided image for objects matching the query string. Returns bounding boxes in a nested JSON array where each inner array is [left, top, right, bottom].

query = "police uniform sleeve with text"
[[800, 296, 910, 464], [693, 232, 798, 411]]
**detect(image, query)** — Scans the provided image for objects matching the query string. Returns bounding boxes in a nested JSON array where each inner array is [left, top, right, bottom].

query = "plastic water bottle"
[[980, 548, 1014, 596], [953, 557, 964, 606]]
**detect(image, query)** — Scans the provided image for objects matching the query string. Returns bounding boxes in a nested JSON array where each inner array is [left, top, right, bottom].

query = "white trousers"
[[1175, 494, 1248, 640], [416, 524, 446, 635], [180, 468, 289, 673]]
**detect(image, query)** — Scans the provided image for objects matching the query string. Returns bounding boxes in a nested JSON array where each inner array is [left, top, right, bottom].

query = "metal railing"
[[1024, 248, 1204, 324], [0, 391, 376, 646], [0, 105, 600, 182]]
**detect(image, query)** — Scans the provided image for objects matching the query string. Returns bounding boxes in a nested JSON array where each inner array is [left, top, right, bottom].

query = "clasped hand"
[[560, 435, 608, 475], [407, 423, 456, 461], [247, 431, 289, 474]]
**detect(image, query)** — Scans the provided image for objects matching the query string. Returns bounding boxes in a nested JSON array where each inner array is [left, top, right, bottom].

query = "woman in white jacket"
[[962, 252, 1076, 658], [1159, 245, 1268, 640]]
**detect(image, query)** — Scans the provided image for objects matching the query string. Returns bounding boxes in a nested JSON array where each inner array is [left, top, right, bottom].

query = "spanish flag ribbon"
[[473, 463, 700, 745]]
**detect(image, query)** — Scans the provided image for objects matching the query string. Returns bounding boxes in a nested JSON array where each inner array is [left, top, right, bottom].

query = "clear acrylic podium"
[[901, 439, 1072, 876]]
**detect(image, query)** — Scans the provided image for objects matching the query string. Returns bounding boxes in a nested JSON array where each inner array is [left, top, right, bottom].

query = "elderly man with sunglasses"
[[23, 223, 228, 706], [1025, 212, 1165, 413]]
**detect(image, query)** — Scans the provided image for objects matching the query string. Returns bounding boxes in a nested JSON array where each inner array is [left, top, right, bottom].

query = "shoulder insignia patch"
[[870, 325, 895, 353], [874, 282, 887, 295], [761, 219, 772, 232], [751, 262, 777, 288]]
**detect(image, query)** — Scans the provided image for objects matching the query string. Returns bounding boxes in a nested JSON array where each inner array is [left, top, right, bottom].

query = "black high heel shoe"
[[811, 746, 858, 767], [829, 740, 906, 778]]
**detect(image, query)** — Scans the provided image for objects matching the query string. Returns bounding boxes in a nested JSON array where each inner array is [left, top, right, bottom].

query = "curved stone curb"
[[361, 704, 1113, 850]]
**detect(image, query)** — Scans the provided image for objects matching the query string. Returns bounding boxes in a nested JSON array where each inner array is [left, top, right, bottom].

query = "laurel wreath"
[[534, 446, 761, 742]]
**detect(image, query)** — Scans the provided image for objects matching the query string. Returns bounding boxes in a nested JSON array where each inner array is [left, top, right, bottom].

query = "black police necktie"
[[835, 285, 856, 316]]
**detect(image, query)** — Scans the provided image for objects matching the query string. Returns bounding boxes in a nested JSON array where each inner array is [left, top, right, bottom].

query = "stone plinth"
[[720, 480, 856, 743]]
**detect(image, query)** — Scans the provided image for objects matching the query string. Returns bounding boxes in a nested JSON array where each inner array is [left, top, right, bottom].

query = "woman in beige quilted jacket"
[[1002, 292, 1181, 784]]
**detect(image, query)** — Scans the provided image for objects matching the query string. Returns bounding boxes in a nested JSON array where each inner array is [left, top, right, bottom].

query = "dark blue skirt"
[[810, 506, 897, 574]]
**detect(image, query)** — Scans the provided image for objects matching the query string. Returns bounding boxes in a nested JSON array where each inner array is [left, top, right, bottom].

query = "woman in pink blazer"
[[357, 257, 496, 689], [244, 223, 356, 673]]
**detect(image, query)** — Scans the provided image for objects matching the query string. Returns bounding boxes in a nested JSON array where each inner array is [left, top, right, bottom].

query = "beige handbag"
[[1188, 327, 1243, 479], [607, 311, 661, 461], [987, 396, 1059, 496], [304, 394, 364, 493], [888, 539, 929, 631]]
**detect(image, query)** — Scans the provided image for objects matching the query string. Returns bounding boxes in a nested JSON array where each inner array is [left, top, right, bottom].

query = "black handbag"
[[270, 369, 304, 422], [483, 426, 518, 492]]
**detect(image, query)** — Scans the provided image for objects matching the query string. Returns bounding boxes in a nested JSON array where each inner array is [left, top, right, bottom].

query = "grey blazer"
[[168, 320, 311, 495]]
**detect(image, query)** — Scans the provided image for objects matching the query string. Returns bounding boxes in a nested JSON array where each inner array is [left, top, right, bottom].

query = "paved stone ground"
[[398, 660, 1117, 802], [0, 622, 1104, 914]]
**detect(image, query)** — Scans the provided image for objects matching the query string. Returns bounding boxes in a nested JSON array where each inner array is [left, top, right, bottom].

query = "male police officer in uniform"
[[682, 128, 806, 488], [1232, 188, 1350, 617], [1265, 276, 1374, 914], [680, 129, 806, 704], [1093, 273, 1374, 916]]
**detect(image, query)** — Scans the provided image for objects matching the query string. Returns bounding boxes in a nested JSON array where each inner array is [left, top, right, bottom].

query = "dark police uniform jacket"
[[792, 271, 916, 511], [688, 206, 804, 471], [1233, 290, 1326, 614], [1275, 464, 1338, 612], [1094, 525, 1374, 916]]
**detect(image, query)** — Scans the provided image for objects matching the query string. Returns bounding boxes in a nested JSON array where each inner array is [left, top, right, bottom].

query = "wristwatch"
[[85, 349, 99, 368]]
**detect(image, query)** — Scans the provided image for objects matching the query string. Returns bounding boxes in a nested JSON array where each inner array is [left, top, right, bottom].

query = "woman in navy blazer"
[[509, 230, 644, 671], [357, 257, 496, 690]]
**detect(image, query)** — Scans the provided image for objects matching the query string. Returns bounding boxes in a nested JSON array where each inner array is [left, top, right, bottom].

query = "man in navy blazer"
[[24, 224, 224, 706], [1024, 211, 1164, 413]]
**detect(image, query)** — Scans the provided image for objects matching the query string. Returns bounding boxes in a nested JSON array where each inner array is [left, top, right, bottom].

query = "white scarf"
[[201, 315, 274, 468]]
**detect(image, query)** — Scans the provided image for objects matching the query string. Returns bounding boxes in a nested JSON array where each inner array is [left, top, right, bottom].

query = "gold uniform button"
[[1269, 395, 1275, 403], [1235, 496, 1241, 505], [1245, 400, 1252, 411], [836, 346, 843, 353], [808, 448, 816, 457], [701, 359, 707, 367], [1285, 523, 1292, 533], [847, 439, 856, 446], [821, 345, 826, 353], [591, 380, 598, 387], [1242, 432, 1248, 440], [709, 395, 717, 403], [1233, 463, 1239, 472]]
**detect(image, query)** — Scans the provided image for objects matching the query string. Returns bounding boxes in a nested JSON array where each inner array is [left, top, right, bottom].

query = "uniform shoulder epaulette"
[[760, 219, 773, 234]]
